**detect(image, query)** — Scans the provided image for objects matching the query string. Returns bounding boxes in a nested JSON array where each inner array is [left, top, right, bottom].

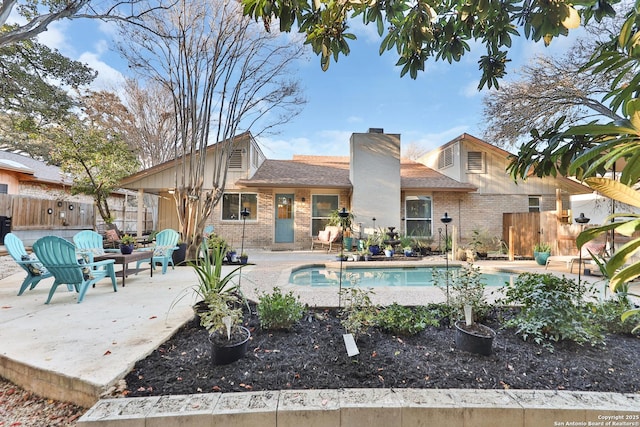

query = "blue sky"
[[34, 13, 580, 160]]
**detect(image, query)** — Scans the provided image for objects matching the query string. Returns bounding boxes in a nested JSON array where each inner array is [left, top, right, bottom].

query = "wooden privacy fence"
[[0, 194, 94, 230], [0, 194, 153, 234], [503, 212, 540, 258]]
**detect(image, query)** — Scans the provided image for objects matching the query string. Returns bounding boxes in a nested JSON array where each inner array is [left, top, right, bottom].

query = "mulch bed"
[[122, 304, 640, 397]]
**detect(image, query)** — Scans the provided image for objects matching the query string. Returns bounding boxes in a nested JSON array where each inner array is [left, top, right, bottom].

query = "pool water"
[[289, 266, 516, 288]]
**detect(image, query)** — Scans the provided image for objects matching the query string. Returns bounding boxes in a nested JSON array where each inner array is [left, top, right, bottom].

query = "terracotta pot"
[[454, 321, 496, 356], [210, 326, 251, 365]]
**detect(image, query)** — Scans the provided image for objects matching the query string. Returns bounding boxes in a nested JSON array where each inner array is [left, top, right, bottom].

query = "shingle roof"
[[237, 159, 351, 188], [401, 160, 477, 191], [237, 157, 477, 192], [0, 150, 72, 185]]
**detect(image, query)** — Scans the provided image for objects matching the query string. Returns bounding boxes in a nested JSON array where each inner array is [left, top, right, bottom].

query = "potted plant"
[[533, 242, 552, 265], [198, 291, 250, 365], [172, 237, 188, 265], [187, 241, 244, 313], [328, 209, 355, 251], [239, 252, 248, 264], [434, 262, 495, 355], [454, 305, 496, 356], [470, 228, 490, 260], [403, 246, 414, 257], [119, 234, 136, 254], [384, 245, 394, 258], [365, 234, 382, 256]]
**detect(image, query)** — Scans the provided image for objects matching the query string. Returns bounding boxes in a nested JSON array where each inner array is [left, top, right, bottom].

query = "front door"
[[274, 194, 294, 243]]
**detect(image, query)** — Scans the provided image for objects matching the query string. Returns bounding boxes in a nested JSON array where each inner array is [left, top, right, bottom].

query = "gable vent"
[[229, 150, 243, 169]]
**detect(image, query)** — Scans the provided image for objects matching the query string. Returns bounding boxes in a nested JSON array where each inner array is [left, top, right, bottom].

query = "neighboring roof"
[[236, 159, 351, 188], [237, 157, 477, 192], [0, 150, 73, 185]]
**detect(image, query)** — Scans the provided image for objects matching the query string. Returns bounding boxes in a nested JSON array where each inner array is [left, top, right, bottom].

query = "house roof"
[[401, 160, 477, 191], [437, 133, 592, 194], [236, 159, 351, 188], [0, 150, 73, 185], [236, 156, 477, 192], [119, 131, 255, 187]]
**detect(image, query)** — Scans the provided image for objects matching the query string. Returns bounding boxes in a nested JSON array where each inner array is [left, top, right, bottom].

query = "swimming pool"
[[289, 266, 517, 288]]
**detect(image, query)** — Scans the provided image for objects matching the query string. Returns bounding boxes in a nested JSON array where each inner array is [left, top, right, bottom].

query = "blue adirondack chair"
[[33, 236, 118, 304], [136, 229, 180, 274], [73, 230, 120, 263], [4, 233, 56, 296]]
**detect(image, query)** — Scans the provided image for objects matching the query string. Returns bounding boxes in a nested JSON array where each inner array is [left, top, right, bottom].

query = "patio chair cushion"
[[21, 254, 48, 276], [318, 230, 330, 242], [154, 245, 173, 256]]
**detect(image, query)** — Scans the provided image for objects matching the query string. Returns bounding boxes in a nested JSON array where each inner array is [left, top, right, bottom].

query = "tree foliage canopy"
[[0, 0, 174, 46], [241, 0, 619, 88], [0, 36, 95, 159], [49, 118, 140, 223]]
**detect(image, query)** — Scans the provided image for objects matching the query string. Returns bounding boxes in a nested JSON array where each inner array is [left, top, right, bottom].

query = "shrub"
[[257, 287, 305, 330], [339, 287, 377, 341], [433, 262, 491, 323], [500, 273, 604, 349], [375, 303, 439, 336], [595, 296, 640, 335]]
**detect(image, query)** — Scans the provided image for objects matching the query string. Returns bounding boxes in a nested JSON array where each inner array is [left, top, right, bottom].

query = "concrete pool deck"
[[0, 250, 636, 425]]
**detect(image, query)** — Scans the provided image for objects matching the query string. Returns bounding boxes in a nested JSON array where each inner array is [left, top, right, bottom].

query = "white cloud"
[[78, 51, 126, 91], [258, 129, 353, 159], [36, 21, 71, 52], [460, 80, 481, 98], [404, 126, 469, 152]]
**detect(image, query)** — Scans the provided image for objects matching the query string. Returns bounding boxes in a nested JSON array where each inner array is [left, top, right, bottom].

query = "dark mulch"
[[122, 305, 640, 397]]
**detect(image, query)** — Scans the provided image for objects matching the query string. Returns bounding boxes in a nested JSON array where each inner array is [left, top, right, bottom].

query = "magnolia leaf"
[[610, 262, 640, 293], [585, 177, 640, 208], [606, 239, 640, 278], [561, 7, 580, 29], [621, 308, 640, 322]]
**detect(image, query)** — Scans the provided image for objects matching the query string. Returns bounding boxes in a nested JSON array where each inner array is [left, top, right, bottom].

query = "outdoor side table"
[[94, 251, 153, 287]]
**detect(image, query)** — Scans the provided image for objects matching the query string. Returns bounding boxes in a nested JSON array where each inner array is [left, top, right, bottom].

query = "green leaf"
[[585, 177, 640, 209]]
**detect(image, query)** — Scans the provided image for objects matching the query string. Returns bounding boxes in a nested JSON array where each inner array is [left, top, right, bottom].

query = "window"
[[228, 149, 243, 169], [222, 193, 257, 220], [0, 184, 7, 194], [467, 151, 484, 172], [437, 146, 453, 169], [528, 196, 541, 212], [405, 196, 432, 237], [311, 194, 338, 236]]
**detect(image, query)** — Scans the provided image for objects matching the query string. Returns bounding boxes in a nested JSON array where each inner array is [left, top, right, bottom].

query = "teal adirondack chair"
[[33, 236, 118, 304], [73, 230, 120, 263], [5, 233, 56, 296], [136, 229, 180, 274]]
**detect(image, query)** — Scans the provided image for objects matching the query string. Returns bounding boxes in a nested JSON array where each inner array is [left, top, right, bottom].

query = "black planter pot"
[[172, 243, 188, 265], [210, 326, 251, 365], [454, 321, 496, 356]]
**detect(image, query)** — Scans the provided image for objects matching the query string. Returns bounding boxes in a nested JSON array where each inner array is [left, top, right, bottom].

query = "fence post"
[[509, 226, 515, 261]]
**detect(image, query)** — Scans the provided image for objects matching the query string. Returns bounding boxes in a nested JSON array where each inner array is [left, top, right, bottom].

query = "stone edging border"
[[78, 388, 640, 426]]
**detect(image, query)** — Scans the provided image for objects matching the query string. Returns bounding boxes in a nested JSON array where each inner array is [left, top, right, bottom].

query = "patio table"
[[94, 251, 152, 287]]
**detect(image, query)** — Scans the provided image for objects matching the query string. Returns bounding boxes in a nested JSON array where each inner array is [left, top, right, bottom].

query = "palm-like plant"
[[189, 241, 244, 300]]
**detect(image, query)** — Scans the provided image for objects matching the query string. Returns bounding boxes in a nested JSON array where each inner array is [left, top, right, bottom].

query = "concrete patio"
[[0, 250, 637, 426]]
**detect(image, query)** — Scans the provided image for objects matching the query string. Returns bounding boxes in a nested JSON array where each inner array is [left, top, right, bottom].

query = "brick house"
[[120, 129, 590, 252]]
